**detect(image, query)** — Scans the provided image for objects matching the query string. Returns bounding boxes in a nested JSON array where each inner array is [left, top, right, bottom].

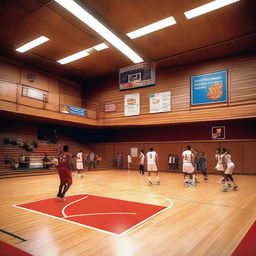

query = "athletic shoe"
[[157, 181, 160, 185], [184, 181, 189, 186], [233, 185, 238, 191], [223, 184, 229, 192], [204, 177, 208, 180], [57, 193, 62, 198], [148, 181, 152, 186]]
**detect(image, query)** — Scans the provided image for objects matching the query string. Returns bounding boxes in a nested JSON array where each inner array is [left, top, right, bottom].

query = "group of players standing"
[[182, 145, 238, 191]]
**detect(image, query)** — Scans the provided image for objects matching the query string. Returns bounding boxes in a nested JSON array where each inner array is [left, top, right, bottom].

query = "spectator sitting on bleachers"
[[43, 153, 51, 169], [19, 153, 26, 168]]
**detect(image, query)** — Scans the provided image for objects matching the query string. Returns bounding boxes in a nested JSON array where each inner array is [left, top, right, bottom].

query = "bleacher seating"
[[0, 143, 58, 178]]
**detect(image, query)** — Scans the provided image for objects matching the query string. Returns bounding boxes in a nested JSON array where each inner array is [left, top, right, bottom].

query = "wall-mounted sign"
[[149, 91, 171, 113], [212, 126, 225, 139], [22, 86, 48, 102], [191, 71, 227, 105], [104, 103, 116, 112], [124, 93, 140, 116], [60, 105, 86, 117], [131, 148, 138, 157]]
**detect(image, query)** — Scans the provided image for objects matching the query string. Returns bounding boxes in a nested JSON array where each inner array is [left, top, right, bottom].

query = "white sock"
[[156, 176, 160, 181], [148, 176, 152, 182]]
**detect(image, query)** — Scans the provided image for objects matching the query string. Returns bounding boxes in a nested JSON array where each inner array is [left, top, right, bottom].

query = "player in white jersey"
[[223, 149, 238, 192], [215, 148, 225, 183], [76, 150, 84, 178], [182, 145, 195, 186], [146, 147, 160, 186]]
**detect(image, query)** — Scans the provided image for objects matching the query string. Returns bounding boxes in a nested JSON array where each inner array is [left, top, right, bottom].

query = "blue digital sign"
[[191, 71, 227, 105]]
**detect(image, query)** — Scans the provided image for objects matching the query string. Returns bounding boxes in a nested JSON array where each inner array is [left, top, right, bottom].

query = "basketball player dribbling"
[[57, 145, 72, 201], [146, 147, 160, 186], [182, 145, 195, 186]]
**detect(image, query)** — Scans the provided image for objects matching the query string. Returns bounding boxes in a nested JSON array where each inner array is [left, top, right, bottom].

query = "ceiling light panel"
[[127, 16, 176, 39], [54, 0, 143, 63], [16, 36, 49, 53], [184, 0, 240, 19], [93, 43, 109, 51], [57, 50, 89, 64]]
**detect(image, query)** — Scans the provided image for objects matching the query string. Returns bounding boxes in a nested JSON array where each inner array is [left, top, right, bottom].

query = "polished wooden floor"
[[0, 170, 256, 256]]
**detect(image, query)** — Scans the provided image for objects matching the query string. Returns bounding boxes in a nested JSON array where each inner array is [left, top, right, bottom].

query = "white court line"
[[62, 195, 88, 217], [13, 193, 174, 236], [63, 212, 137, 218]]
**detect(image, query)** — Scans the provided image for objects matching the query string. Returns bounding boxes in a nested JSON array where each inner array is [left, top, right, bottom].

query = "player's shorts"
[[76, 162, 83, 170], [147, 163, 157, 171], [215, 163, 224, 171], [58, 169, 72, 185], [225, 163, 235, 174], [183, 163, 194, 173]]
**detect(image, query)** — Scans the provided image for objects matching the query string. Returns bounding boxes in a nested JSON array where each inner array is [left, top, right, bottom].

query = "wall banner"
[[124, 93, 140, 116], [60, 105, 86, 117], [191, 71, 227, 105], [149, 91, 171, 113]]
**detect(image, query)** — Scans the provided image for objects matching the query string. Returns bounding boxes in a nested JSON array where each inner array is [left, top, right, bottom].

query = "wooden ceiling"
[[0, 0, 255, 83]]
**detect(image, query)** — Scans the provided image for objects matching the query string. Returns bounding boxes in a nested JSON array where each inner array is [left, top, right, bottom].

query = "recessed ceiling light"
[[16, 36, 49, 53], [54, 0, 143, 63], [127, 16, 176, 39], [184, 0, 240, 19], [57, 50, 89, 64], [93, 43, 109, 51]]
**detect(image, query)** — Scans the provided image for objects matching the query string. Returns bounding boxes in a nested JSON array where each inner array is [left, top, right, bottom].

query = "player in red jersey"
[[57, 145, 72, 201]]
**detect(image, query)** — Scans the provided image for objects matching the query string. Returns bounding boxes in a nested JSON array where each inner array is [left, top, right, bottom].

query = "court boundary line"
[[12, 193, 173, 236]]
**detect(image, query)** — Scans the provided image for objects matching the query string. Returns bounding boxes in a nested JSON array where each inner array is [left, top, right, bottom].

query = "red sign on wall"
[[104, 103, 116, 112]]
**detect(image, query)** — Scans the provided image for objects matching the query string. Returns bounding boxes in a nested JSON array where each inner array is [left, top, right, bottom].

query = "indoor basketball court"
[[0, 0, 256, 256]]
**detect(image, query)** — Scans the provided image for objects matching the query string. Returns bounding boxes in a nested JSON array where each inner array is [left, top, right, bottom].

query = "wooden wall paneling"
[[0, 80, 17, 102], [0, 62, 20, 83], [102, 144, 114, 167], [229, 56, 256, 104], [21, 68, 49, 90], [219, 142, 244, 173], [242, 141, 256, 174], [46, 78, 60, 111]]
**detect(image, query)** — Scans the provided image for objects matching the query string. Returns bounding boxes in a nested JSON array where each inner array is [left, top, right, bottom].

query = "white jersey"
[[225, 154, 233, 165], [216, 154, 224, 164], [139, 153, 145, 165], [182, 150, 193, 163], [76, 152, 83, 163], [147, 151, 157, 164]]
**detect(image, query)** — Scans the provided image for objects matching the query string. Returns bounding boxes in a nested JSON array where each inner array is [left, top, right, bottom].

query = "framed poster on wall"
[[191, 71, 227, 105], [124, 93, 140, 116], [149, 91, 171, 113], [212, 126, 225, 139]]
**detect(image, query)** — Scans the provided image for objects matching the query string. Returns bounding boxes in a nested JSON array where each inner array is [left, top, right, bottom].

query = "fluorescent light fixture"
[[127, 16, 176, 39], [57, 50, 89, 64], [93, 43, 109, 51], [54, 0, 143, 63], [16, 36, 49, 53], [184, 0, 240, 19]]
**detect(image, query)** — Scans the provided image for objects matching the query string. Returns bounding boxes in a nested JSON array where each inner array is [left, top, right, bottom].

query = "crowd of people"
[[3, 137, 38, 152]]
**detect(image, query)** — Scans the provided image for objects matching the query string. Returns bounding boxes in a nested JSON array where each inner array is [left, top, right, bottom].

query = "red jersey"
[[58, 152, 71, 170]]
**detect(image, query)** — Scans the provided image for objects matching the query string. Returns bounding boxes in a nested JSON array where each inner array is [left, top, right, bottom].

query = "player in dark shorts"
[[57, 145, 72, 201]]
